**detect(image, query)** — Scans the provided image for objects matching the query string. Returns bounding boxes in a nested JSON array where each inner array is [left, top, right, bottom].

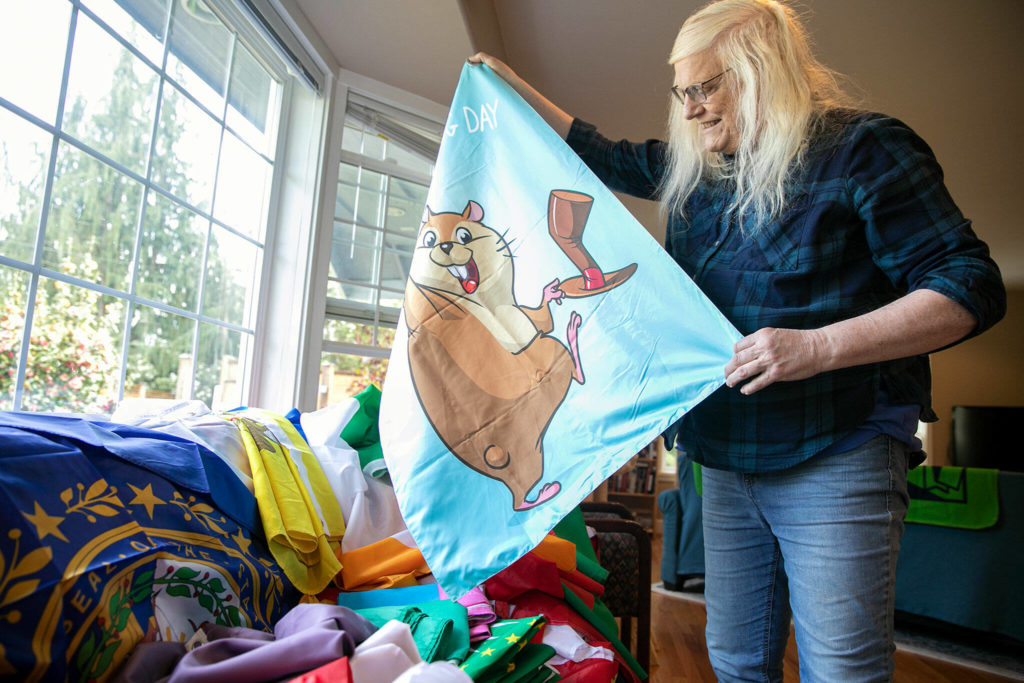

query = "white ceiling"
[[288, 0, 1024, 286]]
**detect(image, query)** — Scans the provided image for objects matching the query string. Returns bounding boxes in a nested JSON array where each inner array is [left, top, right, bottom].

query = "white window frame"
[[247, 71, 331, 412], [295, 69, 447, 411]]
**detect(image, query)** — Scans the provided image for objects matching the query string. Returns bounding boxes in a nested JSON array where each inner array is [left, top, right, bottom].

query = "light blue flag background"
[[380, 63, 740, 598]]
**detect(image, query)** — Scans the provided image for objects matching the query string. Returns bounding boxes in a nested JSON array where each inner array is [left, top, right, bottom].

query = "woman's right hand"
[[467, 52, 506, 71], [468, 52, 523, 89], [466, 52, 573, 138]]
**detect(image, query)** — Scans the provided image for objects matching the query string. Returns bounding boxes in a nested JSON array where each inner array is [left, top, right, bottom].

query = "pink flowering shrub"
[[0, 257, 122, 412]]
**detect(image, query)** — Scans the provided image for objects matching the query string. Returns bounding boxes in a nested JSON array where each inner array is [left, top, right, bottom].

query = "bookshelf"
[[605, 437, 665, 532]]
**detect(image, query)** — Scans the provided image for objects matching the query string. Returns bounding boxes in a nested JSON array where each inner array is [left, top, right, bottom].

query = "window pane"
[[166, 0, 231, 116], [0, 0, 71, 124], [337, 161, 359, 185], [378, 289, 403, 312], [330, 223, 380, 287], [0, 265, 31, 410], [358, 131, 386, 160], [21, 276, 125, 414], [63, 13, 160, 175], [335, 162, 358, 222], [342, 122, 386, 160], [333, 222, 382, 250], [380, 236, 414, 290], [355, 170, 385, 228], [151, 82, 220, 211], [194, 322, 247, 410], [324, 319, 395, 351], [385, 143, 433, 178], [202, 224, 259, 327], [318, 350, 388, 408], [213, 131, 270, 239], [326, 283, 375, 306], [340, 123, 364, 156], [43, 142, 144, 292], [137, 192, 206, 311], [83, 0, 169, 64], [226, 42, 279, 157], [319, 320, 394, 407], [661, 444, 678, 474], [386, 178, 427, 239], [0, 108, 53, 264], [126, 303, 195, 400]]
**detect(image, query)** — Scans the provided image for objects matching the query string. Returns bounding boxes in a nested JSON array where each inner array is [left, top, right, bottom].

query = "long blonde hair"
[[661, 0, 852, 231]]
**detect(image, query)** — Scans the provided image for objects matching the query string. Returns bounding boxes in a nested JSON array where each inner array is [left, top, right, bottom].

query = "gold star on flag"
[[504, 633, 519, 644], [232, 528, 252, 555], [480, 647, 495, 657], [24, 501, 68, 542], [127, 483, 165, 519], [506, 662, 516, 672]]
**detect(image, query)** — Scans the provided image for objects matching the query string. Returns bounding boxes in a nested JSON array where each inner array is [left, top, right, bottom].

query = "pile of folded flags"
[[0, 384, 647, 682]]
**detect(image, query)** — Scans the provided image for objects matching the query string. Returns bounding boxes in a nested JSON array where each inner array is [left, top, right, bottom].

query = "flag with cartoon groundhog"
[[380, 62, 740, 598]]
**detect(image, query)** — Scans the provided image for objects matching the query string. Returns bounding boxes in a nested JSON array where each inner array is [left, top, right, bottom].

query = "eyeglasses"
[[671, 68, 732, 105]]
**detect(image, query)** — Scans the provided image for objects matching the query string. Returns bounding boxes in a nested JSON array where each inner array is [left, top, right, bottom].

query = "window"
[[317, 88, 443, 407], [0, 0, 305, 413]]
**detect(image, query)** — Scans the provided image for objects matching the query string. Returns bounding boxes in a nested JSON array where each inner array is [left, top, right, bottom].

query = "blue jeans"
[[702, 435, 909, 682]]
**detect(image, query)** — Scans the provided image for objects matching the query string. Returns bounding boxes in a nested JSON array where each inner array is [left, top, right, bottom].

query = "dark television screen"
[[951, 405, 1024, 472]]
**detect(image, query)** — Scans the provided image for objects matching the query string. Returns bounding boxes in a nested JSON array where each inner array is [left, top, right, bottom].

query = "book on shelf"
[[607, 448, 658, 494]]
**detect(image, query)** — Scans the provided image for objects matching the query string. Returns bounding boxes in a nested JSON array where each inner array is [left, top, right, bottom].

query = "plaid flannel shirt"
[[567, 110, 1005, 472]]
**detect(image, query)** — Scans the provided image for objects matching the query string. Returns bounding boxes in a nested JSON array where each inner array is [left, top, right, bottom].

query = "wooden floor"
[[643, 533, 1022, 682]]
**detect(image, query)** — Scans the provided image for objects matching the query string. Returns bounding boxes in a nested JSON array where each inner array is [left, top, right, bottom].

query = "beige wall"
[[928, 287, 1024, 465], [803, 0, 1024, 287]]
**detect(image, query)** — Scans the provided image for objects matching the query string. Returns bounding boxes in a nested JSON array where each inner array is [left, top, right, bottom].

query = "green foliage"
[[0, 257, 122, 413], [324, 320, 393, 393]]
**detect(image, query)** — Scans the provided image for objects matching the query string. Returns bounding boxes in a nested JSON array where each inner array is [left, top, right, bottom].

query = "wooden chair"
[[580, 501, 652, 673]]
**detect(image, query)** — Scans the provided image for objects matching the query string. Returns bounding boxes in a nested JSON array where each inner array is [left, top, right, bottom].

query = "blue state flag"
[[379, 63, 740, 598]]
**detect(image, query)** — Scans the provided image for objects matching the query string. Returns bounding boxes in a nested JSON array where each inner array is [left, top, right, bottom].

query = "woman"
[[471, 0, 1005, 680]]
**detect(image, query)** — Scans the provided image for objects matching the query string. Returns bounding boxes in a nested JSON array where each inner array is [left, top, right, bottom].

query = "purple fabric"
[[271, 604, 375, 639], [456, 587, 488, 612], [456, 587, 495, 622], [112, 641, 186, 683], [456, 587, 496, 643], [168, 605, 377, 683], [468, 624, 493, 642], [204, 623, 276, 642], [464, 603, 493, 618]]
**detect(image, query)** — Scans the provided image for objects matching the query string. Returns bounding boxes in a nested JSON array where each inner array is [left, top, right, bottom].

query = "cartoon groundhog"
[[403, 199, 583, 511], [403, 193, 636, 511]]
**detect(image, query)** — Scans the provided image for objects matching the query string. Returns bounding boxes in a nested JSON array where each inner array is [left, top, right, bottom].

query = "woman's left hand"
[[724, 327, 830, 395], [725, 290, 978, 396]]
